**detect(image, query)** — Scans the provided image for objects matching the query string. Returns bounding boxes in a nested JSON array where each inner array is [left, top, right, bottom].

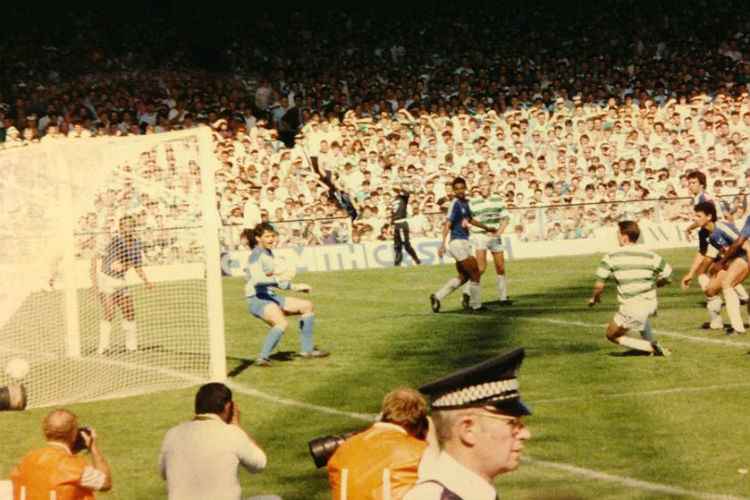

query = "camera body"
[[308, 431, 359, 468], [72, 426, 92, 454]]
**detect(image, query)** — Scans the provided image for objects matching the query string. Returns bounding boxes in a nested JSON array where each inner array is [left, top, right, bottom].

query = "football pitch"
[[2, 247, 750, 500]]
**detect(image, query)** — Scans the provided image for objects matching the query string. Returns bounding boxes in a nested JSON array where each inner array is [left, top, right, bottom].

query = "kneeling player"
[[588, 221, 672, 356]]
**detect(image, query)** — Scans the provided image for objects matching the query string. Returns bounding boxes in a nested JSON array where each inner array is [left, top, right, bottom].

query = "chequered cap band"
[[432, 378, 519, 408]]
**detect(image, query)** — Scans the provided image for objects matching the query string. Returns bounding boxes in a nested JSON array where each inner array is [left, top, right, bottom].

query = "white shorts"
[[472, 233, 505, 253], [448, 239, 473, 261], [613, 300, 657, 332], [97, 271, 128, 295]]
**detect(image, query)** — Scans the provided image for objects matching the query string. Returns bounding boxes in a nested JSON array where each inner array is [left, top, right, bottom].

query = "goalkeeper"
[[91, 215, 153, 354], [241, 223, 329, 367]]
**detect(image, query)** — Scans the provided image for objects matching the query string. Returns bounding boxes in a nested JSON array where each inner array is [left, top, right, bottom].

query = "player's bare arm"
[[681, 254, 712, 289], [134, 266, 154, 289], [588, 280, 605, 306], [468, 218, 496, 234], [437, 221, 450, 257]]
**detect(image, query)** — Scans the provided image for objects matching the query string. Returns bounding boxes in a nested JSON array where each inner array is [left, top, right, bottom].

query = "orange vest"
[[328, 423, 427, 500], [11, 446, 95, 500]]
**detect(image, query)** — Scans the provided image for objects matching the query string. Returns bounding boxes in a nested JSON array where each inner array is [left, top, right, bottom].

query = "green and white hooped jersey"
[[468, 195, 510, 234], [595, 249, 672, 303]]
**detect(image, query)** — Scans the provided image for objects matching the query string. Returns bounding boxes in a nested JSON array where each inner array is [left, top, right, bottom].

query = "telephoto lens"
[[308, 431, 359, 468]]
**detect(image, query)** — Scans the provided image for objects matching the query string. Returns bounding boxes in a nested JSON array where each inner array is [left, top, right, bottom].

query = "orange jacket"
[[11, 445, 95, 500], [328, 423, 427, 500]]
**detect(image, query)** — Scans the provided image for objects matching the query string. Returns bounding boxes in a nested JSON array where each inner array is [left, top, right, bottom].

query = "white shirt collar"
[[423, 451, 497, 500], [47, 441, 72, 455], [372, 421, 407, 434], [194, 413, 225, 423]]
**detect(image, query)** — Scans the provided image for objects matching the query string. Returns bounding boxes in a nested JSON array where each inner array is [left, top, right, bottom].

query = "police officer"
[[405, 349, 532, 500]]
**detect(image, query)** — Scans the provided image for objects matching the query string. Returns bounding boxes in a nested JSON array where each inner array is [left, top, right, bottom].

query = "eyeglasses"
[[472, 411, 526, 434]]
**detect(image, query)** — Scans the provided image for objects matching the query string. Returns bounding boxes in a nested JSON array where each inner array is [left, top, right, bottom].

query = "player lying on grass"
[[685, 202, 750, 335], [588, 220, 672, 356], [241, 223, 329, 367]]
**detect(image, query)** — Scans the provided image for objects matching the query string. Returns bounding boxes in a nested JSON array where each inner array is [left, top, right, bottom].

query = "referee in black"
[[392, 182, 421, 266]]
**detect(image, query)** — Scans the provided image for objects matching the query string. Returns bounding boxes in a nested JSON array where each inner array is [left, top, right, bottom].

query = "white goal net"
[[0, 127, 225, 408]]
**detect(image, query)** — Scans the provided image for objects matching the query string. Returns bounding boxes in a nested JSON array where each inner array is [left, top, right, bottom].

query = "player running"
[[462, 182, 513, 309], [241, 223, 329, 367], [687, 202, 749, 335], [90, 215, 153, 354], [431, 177, 499, 312], [588, 221, 672, 356]]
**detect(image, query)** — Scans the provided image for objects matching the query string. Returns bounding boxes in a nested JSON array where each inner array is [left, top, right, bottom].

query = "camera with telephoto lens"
[[72, 426, 92, 454], [308, 431, 359, 468]]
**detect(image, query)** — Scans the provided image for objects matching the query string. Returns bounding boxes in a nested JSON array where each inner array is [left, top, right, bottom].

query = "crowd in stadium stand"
[[3, 2, 750, 255]]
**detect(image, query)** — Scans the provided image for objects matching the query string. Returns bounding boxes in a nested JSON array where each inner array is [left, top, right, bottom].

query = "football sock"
[[260, 326, 285, 360], [496, 275, 507, 301], [435, 278, 461, 301], [616, 335, 655, 353], [735, 283, 748, 301], [469, 280, 482, 309], [122, 319, 138, 351], [123, 320, 137, 352], [98, 320, 112, 353], [707, 295, 724, 328], [299, 313, 315, 353], [640, 319, 655, 343], [723, 286, 745, 332]]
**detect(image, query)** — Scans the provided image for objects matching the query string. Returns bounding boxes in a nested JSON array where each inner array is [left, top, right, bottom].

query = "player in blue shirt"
[[90, 215, 153, 353], [430, 177, 499, 312], [690, 202, 749, 334], [680, 171, 747, 330], [241, 223, 329, 367]]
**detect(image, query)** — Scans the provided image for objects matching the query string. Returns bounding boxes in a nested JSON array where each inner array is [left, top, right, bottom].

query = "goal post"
[[0, 126, 226, 408]]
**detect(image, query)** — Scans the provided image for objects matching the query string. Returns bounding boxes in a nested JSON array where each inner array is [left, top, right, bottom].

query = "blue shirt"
[[102, 235, 143, 279], [706, 221, 745, 259], [244, 247, 288, 298], [446, 198, 472, 241]]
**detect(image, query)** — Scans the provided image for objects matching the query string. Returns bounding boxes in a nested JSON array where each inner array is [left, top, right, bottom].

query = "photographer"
[[11, 409, 112, 499], [327, 387, 429, 500], [158, 382, 280, 500]]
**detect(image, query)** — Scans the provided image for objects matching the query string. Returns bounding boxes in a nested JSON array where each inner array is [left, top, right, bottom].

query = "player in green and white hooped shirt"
[[462, 183, 513, 308], [588, 221, 672, 356]]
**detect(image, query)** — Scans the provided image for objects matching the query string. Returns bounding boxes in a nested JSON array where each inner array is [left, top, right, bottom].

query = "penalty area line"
[[519, 317, 750, 349]]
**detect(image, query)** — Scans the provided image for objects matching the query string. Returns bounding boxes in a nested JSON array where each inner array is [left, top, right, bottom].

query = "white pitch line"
[[225, 380, 376, 422], [7, 348, 745, 499], [523, 457, 749, 500], [521, 317, 750, 348], [224, 378, 747, 500], [534, 381, 750, 405]]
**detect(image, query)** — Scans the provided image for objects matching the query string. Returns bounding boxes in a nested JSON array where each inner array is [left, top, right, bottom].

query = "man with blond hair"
[[11, 409, 112, 500], [328, 387, 429, 500]]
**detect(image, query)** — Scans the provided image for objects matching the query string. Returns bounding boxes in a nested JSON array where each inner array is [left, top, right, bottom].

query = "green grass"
[[2, 247, 750, 499]]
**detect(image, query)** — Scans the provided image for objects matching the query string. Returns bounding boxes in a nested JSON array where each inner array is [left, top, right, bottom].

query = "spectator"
[[158, 382, 280, 500], [11, 409, 112, 500], [328, 388, 429, 500]]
